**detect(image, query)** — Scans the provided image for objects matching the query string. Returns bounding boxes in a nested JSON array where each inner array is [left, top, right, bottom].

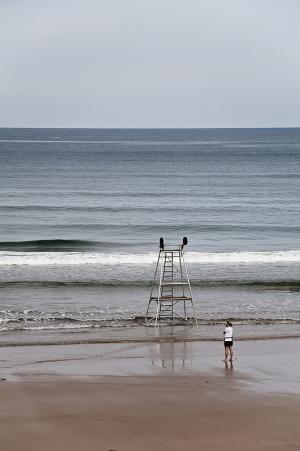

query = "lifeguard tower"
[[145, 237, 197, 326]]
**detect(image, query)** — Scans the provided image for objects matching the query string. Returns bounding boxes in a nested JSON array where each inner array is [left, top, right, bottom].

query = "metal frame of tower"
[[145, 237, 197, 326]]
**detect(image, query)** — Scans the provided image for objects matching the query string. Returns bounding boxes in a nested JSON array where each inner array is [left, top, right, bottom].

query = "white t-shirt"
[[224, 326, 233, 341]]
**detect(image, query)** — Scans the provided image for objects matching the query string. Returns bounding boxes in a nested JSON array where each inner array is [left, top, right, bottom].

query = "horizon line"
[[1, 126, 300, 130]]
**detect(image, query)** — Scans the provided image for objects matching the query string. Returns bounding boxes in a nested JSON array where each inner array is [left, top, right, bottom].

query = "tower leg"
[[191, 300, 198, 326], [154, 300, 160, 327], [145, 300, 151, 323]]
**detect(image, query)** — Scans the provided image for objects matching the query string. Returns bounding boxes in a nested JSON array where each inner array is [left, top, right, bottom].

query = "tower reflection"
[[150, 342, 193, 370]]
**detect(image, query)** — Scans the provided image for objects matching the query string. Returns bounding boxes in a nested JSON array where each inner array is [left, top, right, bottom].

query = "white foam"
[[1, 250, 300, 266], [187, 250, 300, 264]]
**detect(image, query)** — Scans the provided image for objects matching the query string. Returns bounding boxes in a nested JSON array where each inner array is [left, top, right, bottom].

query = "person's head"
[[226, 320, 232, 327]]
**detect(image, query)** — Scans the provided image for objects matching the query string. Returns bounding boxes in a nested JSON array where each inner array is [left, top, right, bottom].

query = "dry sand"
[[0, 339, 300, 450]]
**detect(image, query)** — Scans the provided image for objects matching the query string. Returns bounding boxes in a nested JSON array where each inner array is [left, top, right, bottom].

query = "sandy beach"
[[1, 338, 300, 450]]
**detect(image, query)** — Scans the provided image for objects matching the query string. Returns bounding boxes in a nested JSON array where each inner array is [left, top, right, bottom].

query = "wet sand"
[[1, 339, 300, 450]]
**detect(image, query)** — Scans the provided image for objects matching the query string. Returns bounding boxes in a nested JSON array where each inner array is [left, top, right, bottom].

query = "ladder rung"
[[161, 282, 189, 286], [150, 296, 192, 301]]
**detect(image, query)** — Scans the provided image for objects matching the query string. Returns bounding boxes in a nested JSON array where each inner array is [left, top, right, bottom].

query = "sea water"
[[1, 128, 300, 341]]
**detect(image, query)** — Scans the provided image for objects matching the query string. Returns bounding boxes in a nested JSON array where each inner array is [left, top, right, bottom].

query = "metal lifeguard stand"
[[145, 237, 197, 326]]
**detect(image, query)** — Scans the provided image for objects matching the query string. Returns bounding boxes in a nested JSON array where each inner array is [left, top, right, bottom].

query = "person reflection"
[[224, 359, 233, 370]]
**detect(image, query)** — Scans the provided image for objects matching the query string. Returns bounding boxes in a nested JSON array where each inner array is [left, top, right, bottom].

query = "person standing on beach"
[[223, 321, 233, 361]]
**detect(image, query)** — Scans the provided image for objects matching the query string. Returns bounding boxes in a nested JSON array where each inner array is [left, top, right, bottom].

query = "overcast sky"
[[0, 0, 299, 128]]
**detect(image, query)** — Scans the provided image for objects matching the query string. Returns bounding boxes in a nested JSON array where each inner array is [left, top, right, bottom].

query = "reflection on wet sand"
[[224, 360, 234, 371], [150, 342, 194, 370]]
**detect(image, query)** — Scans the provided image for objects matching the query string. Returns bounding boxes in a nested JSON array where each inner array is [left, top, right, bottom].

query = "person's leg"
[[229, 345, 233, 361], [224, 345, 229, 361]]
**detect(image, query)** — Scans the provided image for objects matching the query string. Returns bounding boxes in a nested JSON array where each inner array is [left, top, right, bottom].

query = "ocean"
[[1, 127, 300, 343]]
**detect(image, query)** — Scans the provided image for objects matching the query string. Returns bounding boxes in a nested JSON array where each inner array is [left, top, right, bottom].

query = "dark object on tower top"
[[159, 237, 164, 250], [159, 237, 188, 250]]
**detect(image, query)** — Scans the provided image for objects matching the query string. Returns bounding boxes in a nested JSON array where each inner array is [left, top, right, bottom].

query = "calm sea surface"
[[1, 128, 300, 341]]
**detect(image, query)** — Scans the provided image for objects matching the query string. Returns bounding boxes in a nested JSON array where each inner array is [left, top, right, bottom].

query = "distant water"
[[1, 128, 300, 339]]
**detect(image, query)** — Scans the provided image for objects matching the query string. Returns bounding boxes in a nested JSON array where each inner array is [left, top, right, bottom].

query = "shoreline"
[[3, 334, 300, 348], [1, 322, 300, 347]]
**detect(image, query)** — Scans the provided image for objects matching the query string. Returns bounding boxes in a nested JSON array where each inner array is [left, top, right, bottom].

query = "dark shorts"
[[224, 341, 233, 347]]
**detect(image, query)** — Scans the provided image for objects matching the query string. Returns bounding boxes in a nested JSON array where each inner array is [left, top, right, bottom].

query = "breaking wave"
[[1, 249, 300, 266], [1, 313, 300, 333]]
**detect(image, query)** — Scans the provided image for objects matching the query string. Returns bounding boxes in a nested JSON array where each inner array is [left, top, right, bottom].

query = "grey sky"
[[0, 0, 299, 128]]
